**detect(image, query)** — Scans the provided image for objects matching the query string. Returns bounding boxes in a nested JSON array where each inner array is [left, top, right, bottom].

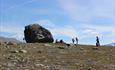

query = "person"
[[55, 39, 58, 43], [96, 36, 100, 47], [60, 39, 64, 43], [75, 37, 78, 45], [72, 38, 75, 44]]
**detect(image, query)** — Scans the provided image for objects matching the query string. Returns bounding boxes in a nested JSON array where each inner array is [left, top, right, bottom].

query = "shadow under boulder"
[[24, 24, 54, 43]]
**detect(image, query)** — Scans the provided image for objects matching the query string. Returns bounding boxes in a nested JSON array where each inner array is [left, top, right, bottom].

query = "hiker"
[[72, 38, 75, 44], [75, 37, 78, 45], [60, 39, 64, 43], [55, 39, 58, 43], [96, 36, 100, 47]]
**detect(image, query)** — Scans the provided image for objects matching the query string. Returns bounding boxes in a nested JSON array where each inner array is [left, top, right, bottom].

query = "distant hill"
[[105, 43, 115, 46], [0, 36, 20, 43]]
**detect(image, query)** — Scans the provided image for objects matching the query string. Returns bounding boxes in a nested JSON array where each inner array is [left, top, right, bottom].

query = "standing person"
[[55, 39, 58, 43], [75, 37, 78, 45], [96, 36, 100, 47], [72, 38, 75, 44]]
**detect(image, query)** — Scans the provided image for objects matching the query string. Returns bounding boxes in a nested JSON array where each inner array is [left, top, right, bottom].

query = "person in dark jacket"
[[75, 37, 78, 45], [96, 36, 100, 47], [72, 38, 75, 44]]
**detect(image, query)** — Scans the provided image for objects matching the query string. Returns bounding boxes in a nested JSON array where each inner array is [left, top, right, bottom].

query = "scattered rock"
[[44, 44, 51, 47], [88, 67, 92, 70], [10, 50, 19, 53], [38, 50, 42, 53], [24, 24, 54, 43], [66, 44, 70, 47], [35, 63, 45, 67], [0, 42, 2, 45], [70, 43, 74, 46], [7, 63, 15, 67], [58, 46, 65, 49], [80, 47, 84, 50], [19, 50, 27, 53], [24, 69, 29, 70], [7, 41, 17, 45], [5, 45, 10, 48], [92, 47, 99, 50]]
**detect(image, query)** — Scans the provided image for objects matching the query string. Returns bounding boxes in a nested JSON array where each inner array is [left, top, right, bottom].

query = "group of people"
[[72, 37, 79, 45], [55, 39, 65, 43], [55, 36, 100, 47], [55, 37, 79, 45]]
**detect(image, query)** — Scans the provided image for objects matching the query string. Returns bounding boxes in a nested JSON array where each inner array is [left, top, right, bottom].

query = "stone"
[[58, 46, 65, 49], [24, 24, 54, 43], [70, 43, 74, 46], [44, 44, 51, 47], [0, 42, 2, 45], [88, 67, 92, 70], [7, 63, 15, 67], [38, 50, 42, 53], [80, 47, 84, 50], [19, 50, 27, 53], [92, 47, 99, 50], [35, 63, 45, 67], [10, 50, 19, 53], [7, 41, 17, 45]]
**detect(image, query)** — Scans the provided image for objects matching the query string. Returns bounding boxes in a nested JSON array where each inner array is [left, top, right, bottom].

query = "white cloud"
[[35, 19, 56, 28], [58, 0, 114, 21], [0, 23, 24, 41], [0, 19, 114, 44], [80, 23, 115, 42], [58, 0, 91, 21], [52, 26, 78, 38], [82, 29, 99, 36], [35, 19, 78, 38], [0, 20, 78, 41], [35, 19, 114, 42], [91, 0, 114, 18], [83, 24, 114, 33], [5, 0, 37, 11]]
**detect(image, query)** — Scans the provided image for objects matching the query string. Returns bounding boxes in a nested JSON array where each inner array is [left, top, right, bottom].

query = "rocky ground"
[[0, 43, 115, 70]]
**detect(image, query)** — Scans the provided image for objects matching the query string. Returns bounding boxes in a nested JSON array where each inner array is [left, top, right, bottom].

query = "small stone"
[[10, 50, 19, 53], [92, 47, 99, 50], [58, 46, 64, 49], [35, 64, 45, 67], [0, 42, 2, 45], [44, 44, 51, 47], [7, 63, 15, 67], [80, 47, 84, 50], [70, 43, 74, 46], [24, 69, 29, 70], [88, 67, 92, 70], [7, 41, 17, 45], [5, 45, 10, 48], [19, 50, 27, 53], [44, 65, 50, 69], [38, 50, 42, 53]]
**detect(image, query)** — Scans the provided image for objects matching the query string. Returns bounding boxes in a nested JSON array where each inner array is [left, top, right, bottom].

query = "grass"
[[0, 43, 115, 70]]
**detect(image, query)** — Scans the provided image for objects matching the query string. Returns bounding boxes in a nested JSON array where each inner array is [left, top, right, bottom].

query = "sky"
[[0, 0, 115, 45]]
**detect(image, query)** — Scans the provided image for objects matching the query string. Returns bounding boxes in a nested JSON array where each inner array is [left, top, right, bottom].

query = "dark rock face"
[[24, 24, 54, 43]]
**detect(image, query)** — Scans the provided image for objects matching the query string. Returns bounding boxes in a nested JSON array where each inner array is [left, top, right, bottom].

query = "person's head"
[[96, 36, 98, 38]]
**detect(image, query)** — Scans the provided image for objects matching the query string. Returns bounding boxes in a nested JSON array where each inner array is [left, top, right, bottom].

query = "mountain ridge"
[[0, 36, 20, 43]]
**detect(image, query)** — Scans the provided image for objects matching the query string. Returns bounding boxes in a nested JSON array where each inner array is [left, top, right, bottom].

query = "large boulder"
[[24, 24, 54, 43]]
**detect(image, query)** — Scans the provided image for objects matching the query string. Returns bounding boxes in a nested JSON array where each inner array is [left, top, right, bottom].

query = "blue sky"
[[0, 0, 115, 45]]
